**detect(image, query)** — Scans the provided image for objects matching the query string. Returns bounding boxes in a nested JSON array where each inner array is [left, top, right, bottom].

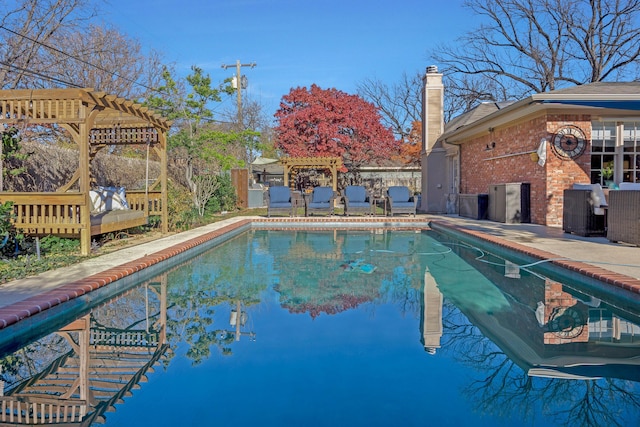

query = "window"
[[591, 121, 640, 186], [590, 122, 616, 186], [622, 122, 640, 183]]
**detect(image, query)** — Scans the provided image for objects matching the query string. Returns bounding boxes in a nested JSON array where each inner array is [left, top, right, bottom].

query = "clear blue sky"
[[103, 0, 470, 120]]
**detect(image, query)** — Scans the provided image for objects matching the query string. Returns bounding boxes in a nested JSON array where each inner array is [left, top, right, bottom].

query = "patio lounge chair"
[[342, 185, 372, 216], [386, 186, 417, 217], [304, 186, 336, 216], [266, 186, 294, 217], [562, 184, 607, 236], [607, 183, 640, 246]]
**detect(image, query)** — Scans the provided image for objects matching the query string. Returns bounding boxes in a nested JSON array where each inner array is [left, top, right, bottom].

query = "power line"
[[0, 25, 240, 108], [0, 61, 83, 88], [0, 26, 245, 125], [0, 25, 159, 94]]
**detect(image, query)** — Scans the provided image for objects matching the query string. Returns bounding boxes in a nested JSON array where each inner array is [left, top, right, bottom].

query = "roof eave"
[[441, 96, 539, 144], [441, 92, 640, 144]]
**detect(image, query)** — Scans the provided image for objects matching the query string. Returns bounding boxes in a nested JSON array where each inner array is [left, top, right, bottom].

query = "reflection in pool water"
[[1, 229, 638, 426]]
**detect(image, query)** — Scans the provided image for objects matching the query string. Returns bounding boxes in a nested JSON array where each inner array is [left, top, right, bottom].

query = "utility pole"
[[221, 60, 256, 130]]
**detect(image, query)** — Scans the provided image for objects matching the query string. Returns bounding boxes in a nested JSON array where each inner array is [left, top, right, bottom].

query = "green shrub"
[[0, 234, 84, 283], [0, 201, 15, 236], [167, 181, 198, 231], [206, 174, 236, 213], [147, 215, 162, 229], [38, 235, 80, 254]]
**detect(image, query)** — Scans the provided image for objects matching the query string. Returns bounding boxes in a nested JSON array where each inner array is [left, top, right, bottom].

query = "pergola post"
[[78, 108, 99, 256], [331, 167, 338, 192], [79, 120, 92, 255], [160, 131, 169, 234], [283, 164, 291, 188]]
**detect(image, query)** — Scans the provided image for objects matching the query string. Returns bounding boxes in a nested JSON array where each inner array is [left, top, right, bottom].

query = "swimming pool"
[[1, 229, 639, 426]]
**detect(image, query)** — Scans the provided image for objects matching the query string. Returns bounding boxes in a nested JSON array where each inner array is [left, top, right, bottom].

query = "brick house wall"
[[459, 113, 593, 226], [544, 115, 592, 226]]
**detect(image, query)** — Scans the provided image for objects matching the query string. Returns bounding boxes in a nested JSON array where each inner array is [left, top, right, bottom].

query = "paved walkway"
[[1, 215, 638, 329]]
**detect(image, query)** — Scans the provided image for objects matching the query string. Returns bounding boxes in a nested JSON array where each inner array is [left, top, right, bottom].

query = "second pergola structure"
[[279, 156, 343, 193]]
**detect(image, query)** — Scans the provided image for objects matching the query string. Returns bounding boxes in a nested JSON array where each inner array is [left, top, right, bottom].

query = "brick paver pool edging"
[[430, 219, 640, 296]]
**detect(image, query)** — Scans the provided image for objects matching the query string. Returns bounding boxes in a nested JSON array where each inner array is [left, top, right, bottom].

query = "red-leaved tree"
[[274, 85, 400, 170]]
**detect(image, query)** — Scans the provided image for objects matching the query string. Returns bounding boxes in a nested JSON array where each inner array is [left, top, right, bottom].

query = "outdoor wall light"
[[485, 141, 496, 151]]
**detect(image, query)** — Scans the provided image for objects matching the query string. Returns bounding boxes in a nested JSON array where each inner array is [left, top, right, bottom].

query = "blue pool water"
[[1, 229, 639, 426]]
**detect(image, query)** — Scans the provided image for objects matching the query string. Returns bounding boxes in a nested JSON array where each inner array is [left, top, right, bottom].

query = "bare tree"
[[356, 72, 423, 141], [566, 0, 640, 82], [44, 24, 165, 100], [442, 74, 512, 122], [432, 0, 640, 114], [1, 1, 163, 101], [239, 98, 275, 163], [0, 0, 97, 89]]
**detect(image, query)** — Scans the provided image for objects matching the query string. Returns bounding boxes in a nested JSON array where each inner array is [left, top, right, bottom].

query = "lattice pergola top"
[[0, 88, 171, 133], [280, 156, 343, 169]]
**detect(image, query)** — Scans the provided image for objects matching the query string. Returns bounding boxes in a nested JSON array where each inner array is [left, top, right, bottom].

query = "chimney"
[[421, 65, 444, 153], [420, 65, 449, 214]]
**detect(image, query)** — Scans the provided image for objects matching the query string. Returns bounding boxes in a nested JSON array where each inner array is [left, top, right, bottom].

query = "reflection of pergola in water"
[[0, 277, 168, 425], [280, 156, 343, 191]]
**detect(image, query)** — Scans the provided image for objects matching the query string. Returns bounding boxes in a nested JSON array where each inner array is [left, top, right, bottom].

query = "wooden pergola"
[[280, 156, 343, 192], [0, 88, 170, 255]]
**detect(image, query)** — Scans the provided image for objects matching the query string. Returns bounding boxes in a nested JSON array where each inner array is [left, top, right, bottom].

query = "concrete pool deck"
[[0, 214, 639, 329]]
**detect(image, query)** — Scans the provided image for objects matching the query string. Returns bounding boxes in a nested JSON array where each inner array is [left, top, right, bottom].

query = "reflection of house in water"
[[0, 277, 169, 425], [420, 268, 443, 354], [527, 278, 640, 379], [423, 236, 640, 380], [530, 279, 639, 348], [540, 281, 590, 344]]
